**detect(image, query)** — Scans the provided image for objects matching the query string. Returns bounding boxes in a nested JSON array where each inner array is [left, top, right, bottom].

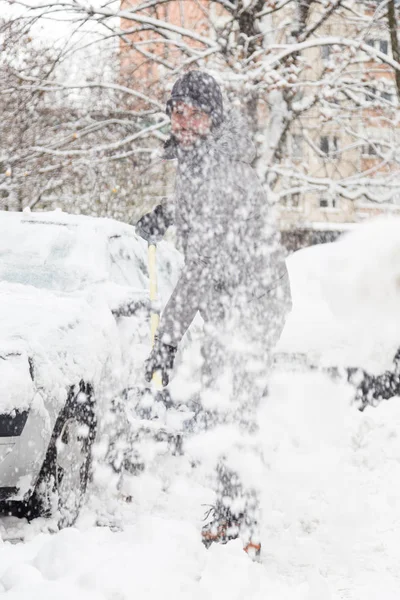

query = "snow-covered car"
[[277, 217, 400, 400], [0, 209, 181, 525]]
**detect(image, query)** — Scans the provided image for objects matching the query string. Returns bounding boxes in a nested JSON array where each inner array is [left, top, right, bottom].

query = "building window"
[[320, 135, 338, 156], [381, 90, 393, 102], [361, 126, 394, 156], [320, 136, 329, 154], [287, 192, 300, 208], [365, 86, 394, 103], [366, 39, 389, 55], [282, 192, 301, 209], [291, 134, 303, 160], [320, 197, 337, 210], [362, 143, 378, 156], [283, 179, 302, 209], [321, 45, 331, 60], [365, 86, 377, 101], [380, 40, 389, 54]]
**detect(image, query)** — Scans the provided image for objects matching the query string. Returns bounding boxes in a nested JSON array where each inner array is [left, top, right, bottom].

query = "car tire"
[[26, 381, 97, 527]]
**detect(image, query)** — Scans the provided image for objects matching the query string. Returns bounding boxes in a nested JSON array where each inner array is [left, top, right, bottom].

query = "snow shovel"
[[106, 242, 187, 480], [126, 241, 174, 414], [148, 242, 164, 392], [141, 242, 187, 425], [118, 242, 186, 465]]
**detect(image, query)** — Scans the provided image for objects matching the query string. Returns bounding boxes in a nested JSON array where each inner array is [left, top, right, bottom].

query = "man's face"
[[170, 101, 212, 147]]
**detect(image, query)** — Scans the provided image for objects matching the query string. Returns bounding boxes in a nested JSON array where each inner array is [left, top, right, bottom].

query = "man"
[[136, 70, 291, 556]]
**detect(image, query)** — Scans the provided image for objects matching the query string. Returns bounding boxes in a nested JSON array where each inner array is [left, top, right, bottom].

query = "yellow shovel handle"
[[148, 243, 162, 389]]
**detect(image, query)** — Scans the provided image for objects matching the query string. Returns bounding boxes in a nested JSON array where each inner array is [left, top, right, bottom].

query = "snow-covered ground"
[[2, 216, 400, 599], [2, 371, 400, 599]]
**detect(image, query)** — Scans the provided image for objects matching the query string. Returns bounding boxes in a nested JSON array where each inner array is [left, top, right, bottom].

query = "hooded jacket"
[[148, 108, 289, 346]]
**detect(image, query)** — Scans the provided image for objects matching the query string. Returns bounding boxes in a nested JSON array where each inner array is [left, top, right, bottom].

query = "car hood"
[[0, 281, 93, 339], [0, 281, 119, 409]]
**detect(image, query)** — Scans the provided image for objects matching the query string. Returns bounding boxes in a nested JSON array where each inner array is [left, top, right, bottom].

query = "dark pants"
[[185, 272, 292, 542]]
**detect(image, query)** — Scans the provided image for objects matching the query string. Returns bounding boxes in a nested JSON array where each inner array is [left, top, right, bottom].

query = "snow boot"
[[201, 504, 261, 558]]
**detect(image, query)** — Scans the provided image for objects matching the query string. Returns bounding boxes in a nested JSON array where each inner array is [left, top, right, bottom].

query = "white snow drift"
[[1, 216, 400, 599]]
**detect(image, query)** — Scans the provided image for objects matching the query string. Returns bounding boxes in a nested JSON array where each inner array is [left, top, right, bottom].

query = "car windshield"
[[0, 220, 105, 292]]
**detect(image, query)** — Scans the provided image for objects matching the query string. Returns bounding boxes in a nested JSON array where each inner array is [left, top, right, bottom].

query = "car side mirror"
[[105, 284, 150, 318]]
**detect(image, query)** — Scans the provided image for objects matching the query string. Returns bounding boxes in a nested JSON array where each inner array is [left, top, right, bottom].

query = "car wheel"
[[26, 381, 97, 527]]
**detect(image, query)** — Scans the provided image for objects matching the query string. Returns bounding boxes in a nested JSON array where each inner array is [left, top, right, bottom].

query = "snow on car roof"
[[0, 208, 136, 237], [0, 208, 182, 298], [0, 208, 154, 292]]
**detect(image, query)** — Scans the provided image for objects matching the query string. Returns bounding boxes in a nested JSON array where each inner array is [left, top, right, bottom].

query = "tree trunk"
[[388, 0, 400, 102]]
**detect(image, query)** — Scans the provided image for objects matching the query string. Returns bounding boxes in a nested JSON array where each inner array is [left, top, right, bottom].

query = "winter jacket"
[[140, 108, 289, 347]]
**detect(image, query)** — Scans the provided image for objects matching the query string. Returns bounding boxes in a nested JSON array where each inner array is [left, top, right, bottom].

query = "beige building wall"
[[275, 1, 400, 232], [119, 0, 400, 235], [120, 0, 212, 102]]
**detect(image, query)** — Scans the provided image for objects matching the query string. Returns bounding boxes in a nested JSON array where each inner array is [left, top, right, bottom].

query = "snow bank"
[[280, 216, 400, 372], [2, 214, 400, 598], [2, 369, 400, 598], [322, 216, 400, 321]]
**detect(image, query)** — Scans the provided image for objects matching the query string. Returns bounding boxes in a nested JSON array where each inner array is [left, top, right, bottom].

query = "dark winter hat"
[[166, 71, 224, 128]]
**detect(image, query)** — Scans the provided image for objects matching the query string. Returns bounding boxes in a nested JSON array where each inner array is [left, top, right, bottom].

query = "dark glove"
[[135, 204, 173, 244], [145, 337, 177, 387]]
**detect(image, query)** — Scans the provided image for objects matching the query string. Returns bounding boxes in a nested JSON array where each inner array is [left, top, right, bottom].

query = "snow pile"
[[2, 369, 400, 598], [280, 216, 400, 372], [321, 217, 400, 319], [2, 214, 400, 597], [258, 371, 400, 597]]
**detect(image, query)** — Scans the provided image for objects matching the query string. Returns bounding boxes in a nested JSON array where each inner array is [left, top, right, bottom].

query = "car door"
[[108, 233, 183, 385], [107, 234, 151, 385]]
